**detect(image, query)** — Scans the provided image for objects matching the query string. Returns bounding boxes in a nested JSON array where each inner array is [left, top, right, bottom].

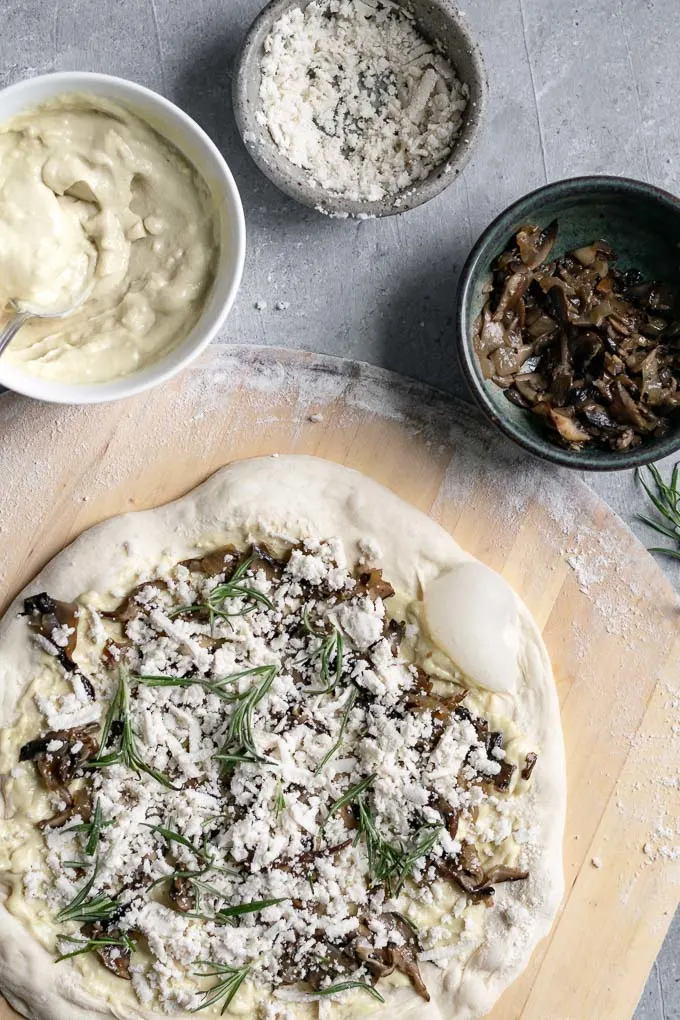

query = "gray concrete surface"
[[1, 0, 679, 1015]]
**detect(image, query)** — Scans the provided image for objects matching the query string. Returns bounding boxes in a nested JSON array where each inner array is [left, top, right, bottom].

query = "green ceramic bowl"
[[456, 176, 680, 471]]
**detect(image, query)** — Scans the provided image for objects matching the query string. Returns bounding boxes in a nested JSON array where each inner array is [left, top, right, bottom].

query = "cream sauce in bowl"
[[0, 95, 218, 383]]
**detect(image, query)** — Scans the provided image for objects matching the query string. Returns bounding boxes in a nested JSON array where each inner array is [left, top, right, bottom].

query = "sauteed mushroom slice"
[[82, 922, 133, 979], [353, 569, 395, 602], [354, 913, 430, 1001], [179, 544, 240, 577], [437, 842, 529, 905], [23, 594, 80, 670], [102, 580, 168, 623]]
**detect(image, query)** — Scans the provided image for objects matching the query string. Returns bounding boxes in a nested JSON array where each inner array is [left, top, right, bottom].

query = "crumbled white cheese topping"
[[22, 539, 529, 1015]]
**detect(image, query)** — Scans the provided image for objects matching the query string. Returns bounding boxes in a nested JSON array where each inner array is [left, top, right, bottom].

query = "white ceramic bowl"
[[0, 72, 246, 404]]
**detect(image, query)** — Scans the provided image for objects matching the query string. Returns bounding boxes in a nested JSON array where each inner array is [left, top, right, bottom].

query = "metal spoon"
[[0, 287, 93, 360]]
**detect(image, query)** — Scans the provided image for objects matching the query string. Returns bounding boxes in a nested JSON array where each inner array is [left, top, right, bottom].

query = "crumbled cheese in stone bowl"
[[234, 0, 487, 218]]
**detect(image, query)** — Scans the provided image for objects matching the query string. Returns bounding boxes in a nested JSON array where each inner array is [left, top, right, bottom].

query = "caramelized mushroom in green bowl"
[[456, 176, 680, 470]]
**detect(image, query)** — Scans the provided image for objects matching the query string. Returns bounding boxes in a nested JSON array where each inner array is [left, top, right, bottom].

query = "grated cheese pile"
[[257, 0, 468, 203], [17, 538, 535, 1015]]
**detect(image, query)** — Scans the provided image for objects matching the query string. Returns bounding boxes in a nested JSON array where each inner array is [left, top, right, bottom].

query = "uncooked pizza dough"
[[0, 455, 566, 1020]]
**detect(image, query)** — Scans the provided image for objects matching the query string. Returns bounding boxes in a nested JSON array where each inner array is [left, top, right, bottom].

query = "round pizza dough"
[[0, 455, 566, 1020]]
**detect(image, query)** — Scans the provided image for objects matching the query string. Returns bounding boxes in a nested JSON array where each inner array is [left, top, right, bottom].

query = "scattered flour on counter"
[[257, 0, 468, 202]]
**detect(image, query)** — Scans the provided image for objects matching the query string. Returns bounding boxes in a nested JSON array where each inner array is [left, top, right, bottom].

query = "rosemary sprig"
[[357, 801, 443, 895], [214, 666, 278, 769], [274, 779, 286, 817], [133, 674, 202, 688], [144, 823, 212, 864], [314, 980, 385, 1003], [315, 687, 357, 774], [325, 773, 377, 823], [64, 817, 114, 837], [637, 462, 680, 559], [214, 897, 288, 925], [325, 775, 441, 894], [388, 824, 444, 896], [133, 669, 255, 700], [64, 807, 114, 876], [170, 552, 274, 627], [355, 799, 402, 890], [56, 865, 119, 925], [56, 932, 135, 963], [191, 960, 253, 1013], [303, 608, 344, 694], [88, 669, 176, 789]]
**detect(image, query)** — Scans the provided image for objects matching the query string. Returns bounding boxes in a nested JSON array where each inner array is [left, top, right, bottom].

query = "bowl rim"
[[232, 0, 488, 218], [0, 71, 246, 405], [456, 173, 680, 472]]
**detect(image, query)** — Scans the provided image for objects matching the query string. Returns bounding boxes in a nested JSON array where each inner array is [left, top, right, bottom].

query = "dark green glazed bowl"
[[456, 176, 680, 471]]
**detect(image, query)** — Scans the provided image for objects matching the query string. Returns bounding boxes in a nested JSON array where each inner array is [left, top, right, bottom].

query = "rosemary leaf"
[[215, 897, 288, 925], [637, 462, 680, 558], [133, 674, 200, 688], [390, 824, 444, 895], [144, 823, 212, 863], [88, 669, 176, 789], [171, 552, 274, 624], [315, 686, 357, 774], [314, 980, 384, 1003], [85, 798, 105, 857], [216, 666, 278, 769], [56, 863, 119, 925], [648, 546, 680, 560], [325, 773, 377, 822], [191, 960, 252, 1013], [56, 933, 135, 963], [274, 779, 286, 817]]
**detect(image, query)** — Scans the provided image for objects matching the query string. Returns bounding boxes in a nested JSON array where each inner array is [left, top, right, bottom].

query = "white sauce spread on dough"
[[0, 94, 218, 383], [424, 562, 520, 694]]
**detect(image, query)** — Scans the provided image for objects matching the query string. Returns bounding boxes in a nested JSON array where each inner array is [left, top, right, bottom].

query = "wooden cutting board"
[[1, 345, 678, 1020]]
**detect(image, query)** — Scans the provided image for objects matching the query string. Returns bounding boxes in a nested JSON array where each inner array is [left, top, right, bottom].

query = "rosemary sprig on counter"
[[191, 960, 253, 1013], [56, 932, 135, 963], [637, 462, 680, 559], [170, 552, 274, 628], [88, 669, 176, 789]]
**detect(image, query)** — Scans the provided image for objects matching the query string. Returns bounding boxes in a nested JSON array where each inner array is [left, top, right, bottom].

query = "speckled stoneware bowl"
[[456, 175, 680, 471], [233, 0, 487, 218]]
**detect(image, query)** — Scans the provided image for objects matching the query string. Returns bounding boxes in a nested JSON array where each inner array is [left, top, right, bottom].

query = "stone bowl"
[[233, 0, 487, 218], [456, 175, 680, 471]]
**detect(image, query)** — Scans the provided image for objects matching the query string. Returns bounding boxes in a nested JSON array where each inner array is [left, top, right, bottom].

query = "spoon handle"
[[0, 311, 32, 359]]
